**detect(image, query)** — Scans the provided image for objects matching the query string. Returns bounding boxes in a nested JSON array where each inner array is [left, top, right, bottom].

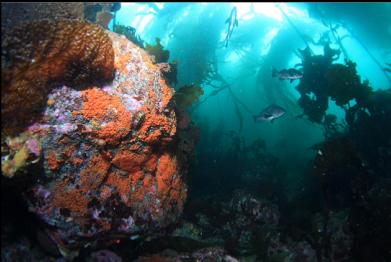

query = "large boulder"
[[1, 20, 187, 253]]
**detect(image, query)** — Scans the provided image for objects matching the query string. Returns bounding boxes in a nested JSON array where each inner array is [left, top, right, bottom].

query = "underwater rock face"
[[90, 249, 123, 262], [135, 247, 239, 262], [225, 191, 280, 256], [1, 21, 187, 252]]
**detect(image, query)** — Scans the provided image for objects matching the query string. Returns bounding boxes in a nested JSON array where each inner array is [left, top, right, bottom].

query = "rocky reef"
[[1, 20, 190, 256]]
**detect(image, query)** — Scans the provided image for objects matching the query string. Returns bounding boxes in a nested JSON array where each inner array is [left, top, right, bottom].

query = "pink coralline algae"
[[25, 139, 41, 157], [121, 94, 143, 112]]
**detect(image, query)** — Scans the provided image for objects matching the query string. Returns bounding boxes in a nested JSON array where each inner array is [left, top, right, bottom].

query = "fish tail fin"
[[272, 68, 277, 77]]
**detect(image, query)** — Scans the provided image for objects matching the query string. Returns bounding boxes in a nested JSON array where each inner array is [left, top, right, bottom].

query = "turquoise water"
[[115, 2, 390, 173]]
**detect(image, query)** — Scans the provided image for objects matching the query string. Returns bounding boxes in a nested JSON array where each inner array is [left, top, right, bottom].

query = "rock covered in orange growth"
[[48, 154, 111, 223], [81, 88, 132, 144], [156, 154, 187, 211], [1, 20, 115, 136], [156, 154, 179, 197], [138, 112, 177, 144], [3, 23, 190, 252], [112, 151, 149, 173], [79, 155, 111, 190], [47, 151, 61, 171], [144, 154, 159, 173]]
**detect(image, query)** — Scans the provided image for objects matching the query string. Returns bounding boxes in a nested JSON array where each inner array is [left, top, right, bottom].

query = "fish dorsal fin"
[[225, 17, 230, 24], [270, 118, 275, 124], [290, 79, 294, 83]]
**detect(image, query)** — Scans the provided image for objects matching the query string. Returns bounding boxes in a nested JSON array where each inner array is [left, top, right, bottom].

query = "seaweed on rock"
[[174, 84, 204, 109], [113, 24, 144, 48], [145, 37, 170, 63], [294, 44, 374, 124]]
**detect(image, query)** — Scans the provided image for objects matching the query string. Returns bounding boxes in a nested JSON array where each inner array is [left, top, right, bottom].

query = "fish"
[[224, 6, 238, 48], [272, 68, 303, 83], [253, 104, 286, 123]]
